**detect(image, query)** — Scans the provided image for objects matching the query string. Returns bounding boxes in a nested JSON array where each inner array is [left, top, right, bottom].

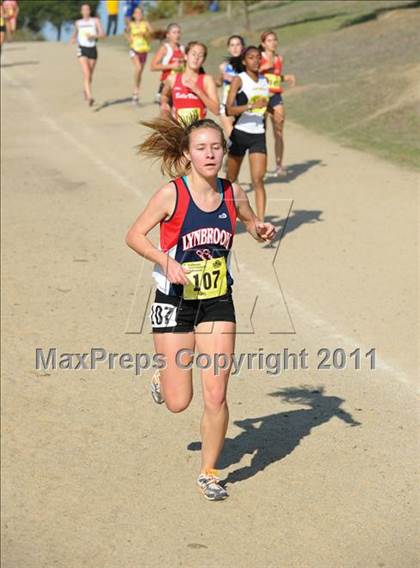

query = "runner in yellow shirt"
[[125, 6, 153, 104]]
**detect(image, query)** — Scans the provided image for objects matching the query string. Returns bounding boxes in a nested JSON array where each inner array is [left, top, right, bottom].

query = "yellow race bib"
[[170, 62, 186, 75], [177, 107, 201, 125], [265, 73, 281, 91], [249, 95, 268, 115], [182, 257, 227, 300]]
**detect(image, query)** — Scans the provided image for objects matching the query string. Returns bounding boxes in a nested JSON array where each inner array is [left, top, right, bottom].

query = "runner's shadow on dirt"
[[187, 386, 361, 485], [234, 209, 323, 244], [94, 97, 145, 112], [0, 60, 40, 68], [264, 159, 324, 184]]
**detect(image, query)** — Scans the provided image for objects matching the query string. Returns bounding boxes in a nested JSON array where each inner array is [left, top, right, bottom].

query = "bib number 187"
[[150, 303, 178, 328]]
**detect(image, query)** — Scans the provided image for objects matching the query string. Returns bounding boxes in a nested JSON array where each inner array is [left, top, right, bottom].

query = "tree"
[[243, 0, 252, 32], [18, 1, 100, 41]]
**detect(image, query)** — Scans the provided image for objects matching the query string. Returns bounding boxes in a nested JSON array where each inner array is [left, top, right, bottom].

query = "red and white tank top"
[[160, 43, 185, 82], [172, 73, 207, 124], [260, 53, 283, 94], [153, 176, 237, 299]]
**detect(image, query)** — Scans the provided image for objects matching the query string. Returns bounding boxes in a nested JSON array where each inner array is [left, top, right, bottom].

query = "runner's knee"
[[165, 395, 192, 413], [203, 387, 228, 412]]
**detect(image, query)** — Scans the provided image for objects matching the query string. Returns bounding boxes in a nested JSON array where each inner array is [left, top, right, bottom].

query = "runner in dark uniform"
[[126, 116, 276, 500]]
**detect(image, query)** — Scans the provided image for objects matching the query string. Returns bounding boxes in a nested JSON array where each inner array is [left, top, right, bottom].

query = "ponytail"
[[138, 115, 226, 178]]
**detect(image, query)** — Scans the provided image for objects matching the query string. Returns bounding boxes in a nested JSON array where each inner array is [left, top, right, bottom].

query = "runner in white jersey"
[[70, 3, 105, 107], [226, 46, 270, 221], [150, 23, 185, 104]]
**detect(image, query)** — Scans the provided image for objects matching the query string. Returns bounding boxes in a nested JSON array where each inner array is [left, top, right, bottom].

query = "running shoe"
[[155, 93, 161, 104], [275, 165, 287, 177], [132, 93, 139, 106], [197, 469, 228, 501], [151, 369, 165, 404]]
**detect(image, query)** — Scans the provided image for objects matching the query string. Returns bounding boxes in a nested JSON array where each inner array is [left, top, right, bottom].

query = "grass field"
[[142, 0, 420, 170]]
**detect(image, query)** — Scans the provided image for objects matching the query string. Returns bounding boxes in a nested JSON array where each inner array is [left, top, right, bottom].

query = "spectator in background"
[[106, 0, 119, 36], [124, 0, 141, 27], [3, 0, 19, 42], [209, 1, 220, 12]]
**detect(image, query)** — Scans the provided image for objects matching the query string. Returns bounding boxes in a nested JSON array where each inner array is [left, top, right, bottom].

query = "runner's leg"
[[271, 105, 285, 171], [220, 114, 234, 139], [227, 154, 244, 183], [87, 57, 97, 103], [79, 57, 92, 101], [195, 321, 235, 472], [249, 152, 267, 221], [153, 332, 195, 413]]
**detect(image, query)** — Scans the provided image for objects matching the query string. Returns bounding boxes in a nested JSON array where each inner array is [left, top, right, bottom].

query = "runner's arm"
[[69, 22, 78, 44], [194, 75, 220, 116], [145, 21, 153, 38], [225, 76, 266, 116], [284, 73, 296, 87], [150, 44, 178, 72], [125, 184, 189, 284], [160, 76, 174, 115], [95, 17, 105, 39], [233, 183, 276, 242], [215, 62, 226, 87]]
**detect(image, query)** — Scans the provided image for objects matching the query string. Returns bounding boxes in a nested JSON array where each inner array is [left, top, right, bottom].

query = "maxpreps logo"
[[182, 227, 232, 250]]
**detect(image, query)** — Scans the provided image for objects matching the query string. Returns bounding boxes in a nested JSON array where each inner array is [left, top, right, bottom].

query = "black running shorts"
[[228, 128, 267, 157], [268, 93, 284, 109], [150, 289, 236, 333], [77, 45, 98, 60]]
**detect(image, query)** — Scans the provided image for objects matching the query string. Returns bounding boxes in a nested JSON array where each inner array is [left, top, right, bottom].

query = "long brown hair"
[[137, 115, 226, 178]]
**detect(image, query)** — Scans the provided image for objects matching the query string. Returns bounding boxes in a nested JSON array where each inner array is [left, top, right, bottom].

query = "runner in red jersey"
[[161, 41, 219, 124], [170, 71, 207, 123], [150, 23, 185, 103], [126, 115, 276, 501], [259, 30, 296, 177]]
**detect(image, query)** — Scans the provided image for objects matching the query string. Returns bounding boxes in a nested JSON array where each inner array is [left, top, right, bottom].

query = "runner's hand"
[[182, 77, 199, 94], [160, 102, 171, 114], [255, 221, 276, 242], [161, 257, 190, 285], [252, 98, 268, 109], [285, 74, 296, 87]]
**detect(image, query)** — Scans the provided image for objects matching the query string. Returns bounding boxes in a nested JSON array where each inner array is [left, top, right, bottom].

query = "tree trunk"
[[178, 1, 184, 17], [227, 1, 232, 19], [243, 1, 251, 32], [57, 22, 62, 41]]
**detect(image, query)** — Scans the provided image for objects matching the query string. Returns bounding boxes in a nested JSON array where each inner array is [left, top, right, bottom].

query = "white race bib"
[[150, 303, 178, 328]]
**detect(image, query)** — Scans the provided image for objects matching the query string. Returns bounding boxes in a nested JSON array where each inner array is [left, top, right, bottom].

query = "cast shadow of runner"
[[265, 159, 324, 184], [234, 209, 323, 241], [94, 97, 142, 112], [0, 60, 40, 68], [187, 386, 361, 485]]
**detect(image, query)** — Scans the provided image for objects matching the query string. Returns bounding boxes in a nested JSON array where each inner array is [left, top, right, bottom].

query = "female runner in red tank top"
[[160, 41, 219, 124], [260, 30, 296, 177], [126, 116, 276, 501]]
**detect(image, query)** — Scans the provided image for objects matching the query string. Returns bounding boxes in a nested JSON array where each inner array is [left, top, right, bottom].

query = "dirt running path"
[[1, 42, 418, 568]]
